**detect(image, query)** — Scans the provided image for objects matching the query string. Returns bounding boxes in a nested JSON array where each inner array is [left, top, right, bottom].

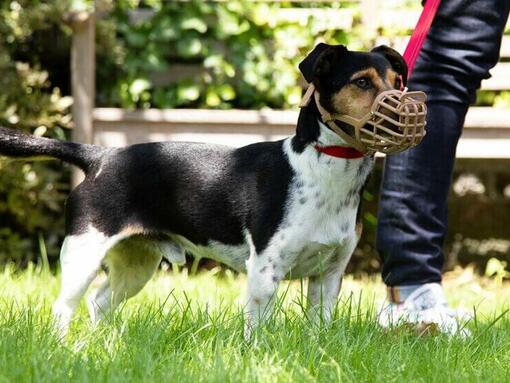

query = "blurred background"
[[1, 0, 509, 279]]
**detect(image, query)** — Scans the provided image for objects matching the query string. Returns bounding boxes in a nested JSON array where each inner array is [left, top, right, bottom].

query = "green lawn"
[[0, 265, 509, 383]]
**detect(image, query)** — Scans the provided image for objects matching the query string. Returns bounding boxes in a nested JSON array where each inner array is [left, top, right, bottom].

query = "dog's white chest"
[[269, 138, 374, 277], [268, 175, 362, 277]]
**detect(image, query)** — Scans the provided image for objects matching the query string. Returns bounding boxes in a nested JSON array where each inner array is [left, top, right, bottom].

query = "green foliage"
[[475, 90, 510, 108], [0, 0, 72, 265], [485, 258, 510, 285], [95, 0, 504, 110], [96, 1, 352, 109]]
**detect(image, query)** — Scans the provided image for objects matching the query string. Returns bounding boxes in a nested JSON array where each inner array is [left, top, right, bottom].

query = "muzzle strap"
[[312, 91, 369, 154], [299, 83, 316, 108]]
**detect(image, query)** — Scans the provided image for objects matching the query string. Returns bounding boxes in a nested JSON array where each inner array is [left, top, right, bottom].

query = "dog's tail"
[[0, 126, 105, 172]]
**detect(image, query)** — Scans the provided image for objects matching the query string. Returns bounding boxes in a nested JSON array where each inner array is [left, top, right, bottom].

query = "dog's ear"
[[299, 43, 348, 83], [371, 45, 409, 86]]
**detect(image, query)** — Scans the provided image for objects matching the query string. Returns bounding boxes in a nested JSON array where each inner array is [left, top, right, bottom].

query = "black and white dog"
[[0, 43, 407, 335]]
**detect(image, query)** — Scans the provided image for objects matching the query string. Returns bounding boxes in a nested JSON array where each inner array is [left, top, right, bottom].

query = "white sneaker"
[[378, 283, 471, 336]]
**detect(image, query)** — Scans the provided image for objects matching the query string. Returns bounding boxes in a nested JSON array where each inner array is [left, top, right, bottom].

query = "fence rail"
[[92, 107, 510, 159]]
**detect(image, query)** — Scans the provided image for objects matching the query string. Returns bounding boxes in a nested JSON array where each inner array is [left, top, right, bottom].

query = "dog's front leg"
[[307, 246, 354, 325], [244, 247, 281, 339], [307, 267, 343, 325]]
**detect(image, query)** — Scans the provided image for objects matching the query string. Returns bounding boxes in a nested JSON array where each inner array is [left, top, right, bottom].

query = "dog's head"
[[295, 43, 408, 150]]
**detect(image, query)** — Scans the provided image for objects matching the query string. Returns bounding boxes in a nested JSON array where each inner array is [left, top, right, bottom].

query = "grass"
[[0, 264, 509, 383]]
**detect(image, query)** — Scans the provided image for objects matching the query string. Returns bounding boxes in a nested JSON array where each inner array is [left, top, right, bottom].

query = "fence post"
[[65, 11, 95, 187]]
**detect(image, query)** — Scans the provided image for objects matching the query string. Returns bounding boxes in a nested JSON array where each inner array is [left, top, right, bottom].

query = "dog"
[[0, 43, 409, 336]]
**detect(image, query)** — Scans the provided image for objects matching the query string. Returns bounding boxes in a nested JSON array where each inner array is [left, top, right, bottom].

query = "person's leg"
[[378, 101, 466, 287], [377, 0, 510, 331]]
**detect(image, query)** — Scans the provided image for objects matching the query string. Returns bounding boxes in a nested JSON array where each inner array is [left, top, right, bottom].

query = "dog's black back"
[[66, 140, 293, 253]]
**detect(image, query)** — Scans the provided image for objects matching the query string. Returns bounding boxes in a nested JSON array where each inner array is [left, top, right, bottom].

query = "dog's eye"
[[354, 77, 371, 89]]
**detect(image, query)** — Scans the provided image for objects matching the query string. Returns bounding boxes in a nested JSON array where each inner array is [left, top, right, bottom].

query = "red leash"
[[403, 0, 442, 78], [316, 1, 441, 158]]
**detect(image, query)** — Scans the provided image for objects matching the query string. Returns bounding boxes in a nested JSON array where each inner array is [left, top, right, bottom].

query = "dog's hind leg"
[[52, 227, 121, 335], [86, 279, 112, 324], [87, 236, 162, 324]]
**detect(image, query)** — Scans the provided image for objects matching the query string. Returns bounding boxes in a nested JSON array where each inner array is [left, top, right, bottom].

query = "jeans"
[[377, 0, 510, 286]]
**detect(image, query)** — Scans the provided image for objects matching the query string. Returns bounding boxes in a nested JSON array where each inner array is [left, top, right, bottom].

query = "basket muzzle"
[[300, 84, 427, 155]]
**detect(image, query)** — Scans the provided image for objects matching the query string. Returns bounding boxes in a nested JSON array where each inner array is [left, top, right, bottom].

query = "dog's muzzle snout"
[[300, 84, 427, 155], [362, 89, 427, 154]]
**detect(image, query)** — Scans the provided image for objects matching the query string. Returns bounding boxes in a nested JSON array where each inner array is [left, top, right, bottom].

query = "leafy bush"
[[96, 0, 352, 109], [0, 0, 73, 265]]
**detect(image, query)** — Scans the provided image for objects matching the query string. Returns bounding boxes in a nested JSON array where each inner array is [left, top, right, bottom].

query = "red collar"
[[314, 144, 365, 159]]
